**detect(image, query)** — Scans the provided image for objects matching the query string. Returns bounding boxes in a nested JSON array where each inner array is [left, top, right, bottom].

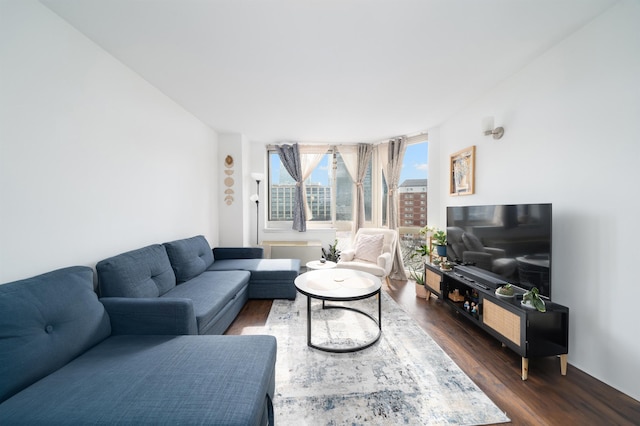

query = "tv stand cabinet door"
[[483, 299, 522, 350], [424, 265, 442, 297]]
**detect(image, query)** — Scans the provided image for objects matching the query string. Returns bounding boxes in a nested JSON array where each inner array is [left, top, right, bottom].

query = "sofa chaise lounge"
[[0, 266, 277, 425], [97, 235, 300, 335]]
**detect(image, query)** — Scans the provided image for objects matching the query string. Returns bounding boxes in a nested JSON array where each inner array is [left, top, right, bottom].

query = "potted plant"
[[422, 226, 447, 257], [321, 240, 340, 262], [409, 267, 429, 299], [522, 287, 546, 312], [440, 260, 453, 271]]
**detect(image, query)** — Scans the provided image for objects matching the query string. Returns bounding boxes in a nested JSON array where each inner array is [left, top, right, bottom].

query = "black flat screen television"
[[446, 203, 552, 299]]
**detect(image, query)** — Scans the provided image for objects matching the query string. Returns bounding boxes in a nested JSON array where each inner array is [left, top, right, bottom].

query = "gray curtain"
[[387, 137, 407, 280], [276, 143, 306, 232], [354, 143, 373, 231]]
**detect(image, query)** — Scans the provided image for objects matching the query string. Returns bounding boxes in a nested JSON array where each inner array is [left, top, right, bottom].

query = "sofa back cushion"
[[97, 244, 176, 297], [163, 235, 214, 283], [0, 266, 111, 403]]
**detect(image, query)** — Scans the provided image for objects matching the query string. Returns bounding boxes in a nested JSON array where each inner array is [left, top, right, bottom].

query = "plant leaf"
[[532, 297, 546, 312]]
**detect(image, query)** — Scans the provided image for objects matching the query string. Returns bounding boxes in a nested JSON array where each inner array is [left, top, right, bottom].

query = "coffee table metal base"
[[305, 291, 381, 353]]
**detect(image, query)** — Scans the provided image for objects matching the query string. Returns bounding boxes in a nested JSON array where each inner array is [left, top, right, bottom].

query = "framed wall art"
[[449, 145, 475, 196]]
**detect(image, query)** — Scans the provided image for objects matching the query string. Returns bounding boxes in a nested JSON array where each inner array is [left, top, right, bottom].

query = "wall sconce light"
[[250, 173, 264, 245], [482, 117, 504, 140]]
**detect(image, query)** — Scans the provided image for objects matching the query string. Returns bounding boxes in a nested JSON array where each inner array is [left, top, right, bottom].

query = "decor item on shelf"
[[496, 283, 515, 298], [321, 240, 340, 262], [440, 260, 453, 271], [482, 116, 505, 140], [448, 289, 465, 302], [449, 146, 476, 196], [409, 268, 428, 299], [249, 172, 264, 245], [522, 287, 546, 312]]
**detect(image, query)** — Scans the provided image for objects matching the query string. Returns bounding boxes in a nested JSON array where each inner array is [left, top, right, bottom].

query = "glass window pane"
[[335, 152, 352, 221], [268, 152, 295, 221], [307, 154, 332, 221], [397, 141, 429, 270]]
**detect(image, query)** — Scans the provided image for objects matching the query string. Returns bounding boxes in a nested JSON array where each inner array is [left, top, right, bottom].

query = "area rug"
[[264, 291, 510, 425]]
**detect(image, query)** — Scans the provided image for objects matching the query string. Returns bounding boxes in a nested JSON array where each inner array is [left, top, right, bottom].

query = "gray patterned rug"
[[264, 291, 510, 425]]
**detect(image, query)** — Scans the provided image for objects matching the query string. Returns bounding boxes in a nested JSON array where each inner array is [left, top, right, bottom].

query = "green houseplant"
[[321, 240, 340, 262], [421, 225, 447, 257], [522, 287, 546, 312], [409, 267, 429, 299]]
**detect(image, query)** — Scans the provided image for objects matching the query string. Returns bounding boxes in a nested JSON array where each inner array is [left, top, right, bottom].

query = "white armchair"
[[336, 228, 398, 282]]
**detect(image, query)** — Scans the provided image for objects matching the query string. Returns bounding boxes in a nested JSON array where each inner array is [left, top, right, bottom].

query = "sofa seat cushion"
[[208, 259, 300, 299], [97, 244, 176, 298], [0, 335, 277, 426], [163, 235, 214, 283], [162, 270, 250, 333]]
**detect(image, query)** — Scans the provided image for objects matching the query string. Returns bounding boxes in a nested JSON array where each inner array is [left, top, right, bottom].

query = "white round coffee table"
[[305, 260, 337, 270], [294, 268, 382, 353]]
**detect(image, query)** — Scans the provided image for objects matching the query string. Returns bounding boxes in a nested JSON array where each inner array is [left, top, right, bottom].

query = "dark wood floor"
[[225, 279, 640, 425]]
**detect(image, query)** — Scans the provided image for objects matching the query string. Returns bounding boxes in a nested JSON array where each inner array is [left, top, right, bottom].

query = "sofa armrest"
[[485, 247, 506, 259], [100, 297, 198, 335], [340, 249, 355, 261], [462, 251, 493, 271], [213, 247, 264, 260], [377, 252, 393, 274]]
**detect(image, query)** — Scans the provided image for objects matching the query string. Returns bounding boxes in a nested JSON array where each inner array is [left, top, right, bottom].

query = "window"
[[266, 138, 428, 275], [397, 140, 429, 271], [268, 148, 372, 225]]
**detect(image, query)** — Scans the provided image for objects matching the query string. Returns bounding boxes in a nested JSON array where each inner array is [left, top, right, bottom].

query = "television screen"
[[446, 203, 552, 299]]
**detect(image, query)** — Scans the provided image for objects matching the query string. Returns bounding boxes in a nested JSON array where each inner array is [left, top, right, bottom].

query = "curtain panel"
[[275, 143, 306, 232], [387, 137, 408, 280]]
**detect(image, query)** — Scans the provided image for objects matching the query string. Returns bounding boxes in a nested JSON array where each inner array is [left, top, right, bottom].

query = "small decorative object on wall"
[[224, 155, 234, 205], [450, 145, 475, 196]]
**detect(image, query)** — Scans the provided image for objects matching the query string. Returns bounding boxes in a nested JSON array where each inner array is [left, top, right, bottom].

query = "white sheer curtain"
[[386, 137, 407, 280], [299, 145, 330, 220]]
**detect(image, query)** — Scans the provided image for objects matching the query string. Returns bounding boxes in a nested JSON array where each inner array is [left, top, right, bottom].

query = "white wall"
[[0, 1, 219, 283], [432, 0, 640, 401], [218, 133, 251, 246]]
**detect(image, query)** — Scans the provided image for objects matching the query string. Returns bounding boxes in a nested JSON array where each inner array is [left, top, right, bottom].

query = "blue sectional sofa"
[[97, 235, 300, 335], [0, 266, 277, 425]]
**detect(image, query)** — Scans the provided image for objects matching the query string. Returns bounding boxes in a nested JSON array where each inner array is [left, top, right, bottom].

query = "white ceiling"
[[41, 0, 617, 144]]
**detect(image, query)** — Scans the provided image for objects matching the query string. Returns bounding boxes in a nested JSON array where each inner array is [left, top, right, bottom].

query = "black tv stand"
[[424, 262, 569, 380]]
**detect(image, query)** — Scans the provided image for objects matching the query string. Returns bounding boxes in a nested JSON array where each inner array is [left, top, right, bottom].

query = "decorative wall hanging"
[[224, 155, 234, 205], [449, 146, 475, 196]]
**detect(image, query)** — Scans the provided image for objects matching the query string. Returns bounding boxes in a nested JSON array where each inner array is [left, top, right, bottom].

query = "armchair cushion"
[[354, 233, 384, 263]]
